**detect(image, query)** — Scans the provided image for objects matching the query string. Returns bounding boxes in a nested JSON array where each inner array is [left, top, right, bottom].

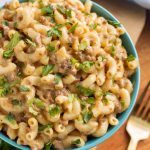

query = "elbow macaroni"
[[0, 0, 138, 149]]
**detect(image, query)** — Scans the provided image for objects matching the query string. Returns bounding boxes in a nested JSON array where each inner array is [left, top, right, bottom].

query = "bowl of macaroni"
[[0, 0, 140, 150]]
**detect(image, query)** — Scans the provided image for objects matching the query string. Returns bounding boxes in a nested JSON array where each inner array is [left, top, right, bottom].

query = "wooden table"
[[96, 11, 150, 150]]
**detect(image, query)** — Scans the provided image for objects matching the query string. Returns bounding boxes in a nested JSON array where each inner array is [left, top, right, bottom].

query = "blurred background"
[[95, 0, 150, 150]]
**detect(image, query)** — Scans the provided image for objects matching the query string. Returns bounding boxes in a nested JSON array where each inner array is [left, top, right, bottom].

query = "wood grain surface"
[[96, 10, 150, 150]]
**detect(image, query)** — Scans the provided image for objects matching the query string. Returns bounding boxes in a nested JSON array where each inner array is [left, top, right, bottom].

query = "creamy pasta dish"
[[0, 0, 138, 149]]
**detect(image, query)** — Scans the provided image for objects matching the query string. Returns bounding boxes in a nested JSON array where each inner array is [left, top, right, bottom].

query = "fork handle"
[[127, 138, 139, 150]]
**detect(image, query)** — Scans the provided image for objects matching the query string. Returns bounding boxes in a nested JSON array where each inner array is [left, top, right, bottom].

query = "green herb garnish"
[[13, 22, 18, 28], [42, 64, 54, 76], [3, 32, 20, 59], [70, 57, 79, 65], [83, 111, 92, 123], [77, 85, 94, 97], [57, 5, 66, 14], [49, 105, 61, 117], [47, 44, 55, 52], [120, 100, 125, 108], [86, 97, 95, 104], [108, 20, 121, 27], [47, 24, 64, 37], [57, 5, 72, 18], [79, 61, 94, 72], [26, 39, 36, 47], [126, 54, 135, 62], [38, 124, 52, 132], [44, 142, 53, 150], [102, 99, 109, 105], [72, 139, 81, 145], [0, 77, 20, 97], [20, 85, 30, 92], [29, 106, 38, 116], [3, 20, 9, 26], [79, 41, 88, 51], [27, 0, 35, 3], [0, 31, 3, 38], [68, 94, 77, 102], [0, 88, 9, 97], [69, 23, 78, 33], [89, 23, 97, 30], [98, 55, 107, 62], [6, 112, 15, 123], [54, 73, 62, 84], [11, 99, 22, 106], [28, 98, 45, 109], [66, 9, 72, 18], [111, 45, 116, 57]]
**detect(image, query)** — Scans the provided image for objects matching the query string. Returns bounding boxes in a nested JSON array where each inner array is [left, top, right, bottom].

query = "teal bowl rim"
[[0, 0, 140, 150]]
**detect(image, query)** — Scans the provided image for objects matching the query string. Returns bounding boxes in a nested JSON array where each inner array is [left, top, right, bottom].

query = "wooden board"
[[95, 0, 146, 44]]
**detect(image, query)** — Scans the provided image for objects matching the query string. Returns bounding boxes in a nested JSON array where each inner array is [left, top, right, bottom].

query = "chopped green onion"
[[42, 64, 54, 76], [20, 85, 30, 92], [69, 23, 78, 33], [77, 85, 94, 97], [49, 105, 61, 117], [3, 32, 20, 59], [126, 54, 135, 62], [83, 111, 92, 123], [78, 41, 88, 51], [79, 61, 94, 72]]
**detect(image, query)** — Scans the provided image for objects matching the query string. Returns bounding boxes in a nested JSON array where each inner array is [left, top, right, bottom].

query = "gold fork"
[[126, 81, 150, 150]]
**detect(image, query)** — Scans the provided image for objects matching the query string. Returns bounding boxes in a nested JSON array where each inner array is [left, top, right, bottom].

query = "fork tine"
[[136, 81, 150, 116], [141, 96, 150, 120]]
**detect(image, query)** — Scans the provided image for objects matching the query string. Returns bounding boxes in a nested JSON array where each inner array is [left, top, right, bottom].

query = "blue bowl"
[[0, 0, 140, 150]]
